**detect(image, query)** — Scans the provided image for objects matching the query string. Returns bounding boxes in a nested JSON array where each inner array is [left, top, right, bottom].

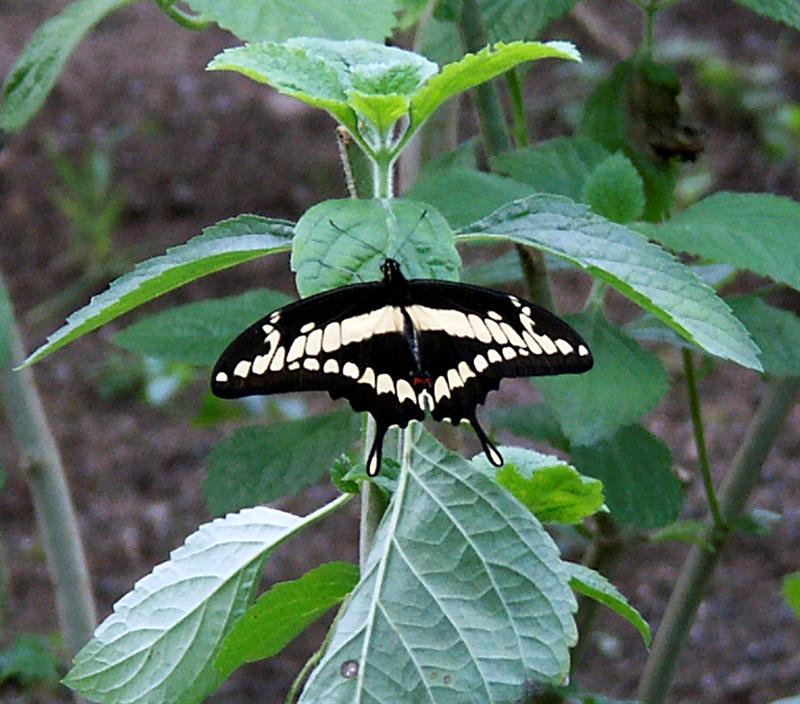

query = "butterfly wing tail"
[[469, 415, 504, 467]]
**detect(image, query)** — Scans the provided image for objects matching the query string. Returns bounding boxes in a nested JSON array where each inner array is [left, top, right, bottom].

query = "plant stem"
[[505, 68, 529, 148], [682, 349, 725, 531], [636, 375, 800, 704], [0, 273, 96, 658], [153, 0, 212, 30], [641, 0, 659, 53]]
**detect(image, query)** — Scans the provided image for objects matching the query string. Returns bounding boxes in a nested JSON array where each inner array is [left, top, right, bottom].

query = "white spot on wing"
[[500, 322, 525, 348], [468, 314, 492, 343], [289, 361, 300, 370], [233, 360, 251, 378], [358, 368, 376, 387], [556, 339, 574, 355], [434, 377, 450, 402], [262, 324, 273, 335], [419, 389, 435, 411], [447, 368, 464, 389], [396, 379, 415, 403], [502, 347, 517, 360], [343, 362, 359, 379], [579, 344, 590, 357], [286, 335, 306, 363], [376, 374, 394, 395], [487, 444, 504, 466], [305, 329, 323, 356], [488, 310, 502, 321], [269, 347, 286, 371], [407, 305, 474, 339], [300, 322, 315, 334], [474, 354, 488, 372], [303, 358, 320, 371], [324, 359, 339, 374], [215, 372, 228, 383], [485, 318, 508, 344], [458, 361, 475, 381], [488, 349, 502, 364], [322, 322, 341, 352], [252, 353, 271, 374], [536, 333, 558, 355]]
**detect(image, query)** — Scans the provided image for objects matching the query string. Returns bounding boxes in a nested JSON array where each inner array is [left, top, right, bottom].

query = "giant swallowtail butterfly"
[[212, 259, 593, 475]]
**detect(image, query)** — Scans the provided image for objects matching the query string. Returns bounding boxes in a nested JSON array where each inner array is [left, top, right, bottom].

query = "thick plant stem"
[[636, 376, 800, 704], [0, 274, 96, 658]]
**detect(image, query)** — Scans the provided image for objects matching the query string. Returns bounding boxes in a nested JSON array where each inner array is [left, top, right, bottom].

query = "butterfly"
[[212, 258, 593, 475]]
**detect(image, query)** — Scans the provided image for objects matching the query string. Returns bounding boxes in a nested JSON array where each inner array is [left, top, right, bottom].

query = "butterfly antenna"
[[315, 258, 366, 284], [387, 208, 428, 272], [328, 219, 386, 258], [469, 414, 504, 467]]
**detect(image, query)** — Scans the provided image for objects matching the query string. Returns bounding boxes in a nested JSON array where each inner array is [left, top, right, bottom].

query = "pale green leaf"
[[783, 572, 800, 618], [215, 562, 358, 678], [411, 41, 580, 130], [0, 0, 134, 133], [640, 192, 800, 291], [299, 426, 577, 702], [535, 314, 669, 446], [291, 198, 461, 297], [491, 136, 610, 201], [583, 152, 645, 223], [481, 0, 581, 42], [565, 563, 651, 646], [733, 0, 800, 29], [114, 289, 291, 367], [473, 447, 604, 524], [769, 697, 800, 704], [205, 411, 358, 515], [22, 216, 293, 367], [183, 0, 402, 42], [571, 424, 683, 529], [64, 497, 351, 704], [460, 195, 763, 370], [649, 519, 713, 550], [405, 167, 533, 229], [728, 296, 800, 376]]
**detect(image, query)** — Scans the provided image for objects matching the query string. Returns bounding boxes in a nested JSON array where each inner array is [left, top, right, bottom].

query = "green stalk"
[[153, 0, 212, 30], [0, 273, 96, 658], [505, 67, 529, 148], [682, 349, 725, 531], [636, 375, 800, 704]]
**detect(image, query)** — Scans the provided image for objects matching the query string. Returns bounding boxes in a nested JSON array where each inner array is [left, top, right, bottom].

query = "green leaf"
[[649, 519, 713, 550], [406, 167, 533, 229], [583, 152, 645, 223], [0, 635, 61, 687], [0, 0, 134, 133], [473, 447, 604, 524], [205, 411, 358, 516], [214, 562, 358, 679], [491, 136, 610, 201], [208, 39, 437, 137], [182, 0, 402, 42], [22, 215, 293, 367], [733, 0, 800, 29], [64, 497, 351, 704], [783, 572, 800, 618], [571, 424, 683, 529], [114, 289, 292, 366], [489, 402, 570, 452], [291, 198, 461, 297], [0, 278, 13, 368], [299, 426, 577, 702], [733, 508, 781, 537], [728, 296, 800, 376], [768, 697, 800, 704], [411, 40, 580, 132], [480, 0, 581, 42], [461, 250, 524, 287], [460, 195, 763, 371], [535, 314, 669, 446], [565, 563, 651, 646], [640, 192, 800, 291]]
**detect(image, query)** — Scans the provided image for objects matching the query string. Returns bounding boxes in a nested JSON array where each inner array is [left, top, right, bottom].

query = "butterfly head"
[[380, 258, 406, 284]]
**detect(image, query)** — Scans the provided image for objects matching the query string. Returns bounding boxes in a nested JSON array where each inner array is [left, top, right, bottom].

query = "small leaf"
[[583, 152, 645, 223], [299, 426, 578, 702], [330, 454, 360, 494], [733, 508, 781, 537], [733, 0, 800, 29], [491, 136, 610, 201], [474, 447, 604, 524], [535, 314, 669, 446], [0, 635, 61, 687], [291, 198, 461, 297], [23, 215, 293, 367], [565, 563, 651, 646], [0, 0, 134, 133], [64, 498, 351, 704], [114, 289, 292, 366], [640, 192, 800, 291], [182, 0, 402, 42], [571, 424, 683, 529], [783, 572, 800, 618], [460, 194, 763, 371], [649, 519, 713, 550], [411, 40, 580, 131], [728, 296, 800, 377], [214, 562, 359, 679], [406, 167, 533, 229], [205, 411, 358, 516]]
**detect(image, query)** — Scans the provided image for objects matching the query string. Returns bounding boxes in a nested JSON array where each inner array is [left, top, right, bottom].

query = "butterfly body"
[[212, 259, 592, 475]]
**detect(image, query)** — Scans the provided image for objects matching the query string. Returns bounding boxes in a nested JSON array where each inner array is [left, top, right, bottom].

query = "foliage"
[[0, 635, 62, 688]]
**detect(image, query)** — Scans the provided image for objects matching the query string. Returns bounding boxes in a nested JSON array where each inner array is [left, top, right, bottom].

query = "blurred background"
[[0, 0, 799, 702]]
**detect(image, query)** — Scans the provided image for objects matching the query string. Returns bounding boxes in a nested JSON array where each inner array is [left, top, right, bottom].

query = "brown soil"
[[0, 1, 798, 703]]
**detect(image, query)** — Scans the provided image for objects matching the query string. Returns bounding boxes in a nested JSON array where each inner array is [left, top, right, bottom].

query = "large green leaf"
[[491, 136, 610, 202], [728, 296, 800, 376], [460, 195, 762, 371], [0, 0, 134, 133], [183, 0, 402, 42], [480, 0, 581, 42], [205, 411, 358, 516], [473, 447, 604, 525], [489, 403, 570, 452], [639, 192, 800, 291], [582, 152, 645, 224], [22, 216, 293, 367], [535, 314, 669, 446], [733, 0, 800, 29], [571, 424, 683, 529], [114, 289, 292, 366], [64, 497, 352, 704], [291, 198, 461, 297], [564, 563, 651, 646], [299, 427, 577, 702], [214, 562, 359, 679], [410, 41, 580, 132], [405, 167, 533, 229]]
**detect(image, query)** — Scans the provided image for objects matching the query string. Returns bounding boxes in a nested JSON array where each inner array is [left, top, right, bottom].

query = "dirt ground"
[[0, 1, 798, 703]]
